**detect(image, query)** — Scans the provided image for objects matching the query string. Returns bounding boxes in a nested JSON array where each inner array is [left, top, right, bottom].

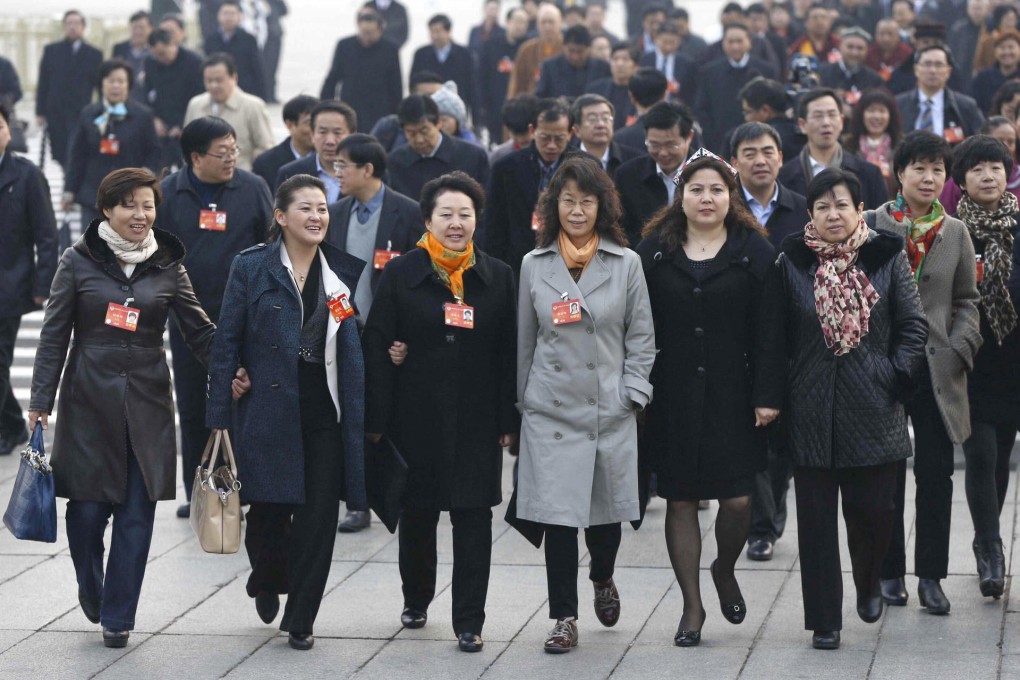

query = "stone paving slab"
[[91, 634, 268, 680]]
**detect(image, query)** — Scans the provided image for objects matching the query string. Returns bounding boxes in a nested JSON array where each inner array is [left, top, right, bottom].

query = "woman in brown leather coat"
[[28, 168, 220, 648]]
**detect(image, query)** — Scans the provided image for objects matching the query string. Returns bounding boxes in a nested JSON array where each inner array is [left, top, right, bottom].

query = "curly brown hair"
[[641, 156, 764, 254], [535, 155, 629, 248]]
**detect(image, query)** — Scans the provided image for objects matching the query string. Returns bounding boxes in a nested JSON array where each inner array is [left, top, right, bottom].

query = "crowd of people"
[[0, 0, 1017, 661]]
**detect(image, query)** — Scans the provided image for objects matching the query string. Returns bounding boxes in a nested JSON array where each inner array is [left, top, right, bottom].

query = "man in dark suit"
[[535, 25, 611, 99], [387, 95, 489, 204], [276, 100, 357, 199], [777, 88, 888, 209], [568, 94, 642, 177], [896, 44, 985, 145], [587, 43, 638, 131], [321, 9, 402, 134], [614, 101, 694, 246], [204, 0, 268, 101], [819, 27, 886, 106], [728, 77, 805, 160], [363, 0, 409, 48], [728, 122, 806, 561], [35, 10, 103, 167], [613, 66, 668, 150], [695, 23, 778, 154], [145, 28, 205, 170], [252, 94, 318, 190], [327, 133, 424, 532], [482, 99, 572, 276], [478, 8, 530, 144], [638, 20, 698, 103], [112, 10, 153, 103], [410, 14, 476, 117]]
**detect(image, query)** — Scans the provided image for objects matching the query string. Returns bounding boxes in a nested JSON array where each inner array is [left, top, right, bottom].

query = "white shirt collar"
[[918, 88, 945, 107], [741, 182, 779, 207], [579, 141, 610, 170], [728, 53, 751, 68]]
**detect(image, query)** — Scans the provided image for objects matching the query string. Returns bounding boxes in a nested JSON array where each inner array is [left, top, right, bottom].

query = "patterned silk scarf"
[[804, 219, 882, 356], [416, 231, 476, 302], [957, 192, 1019, 345], [891, 192, 946, 279]]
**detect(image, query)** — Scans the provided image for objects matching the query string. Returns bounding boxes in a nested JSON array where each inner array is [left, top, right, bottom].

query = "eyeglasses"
[[582, 113, 614, 125], [203, 147, 241, 161], [559, 197, 598, 211], [645, 140, 683, 152], [333, 161, 364, 173], [536, 133, 569, 145]]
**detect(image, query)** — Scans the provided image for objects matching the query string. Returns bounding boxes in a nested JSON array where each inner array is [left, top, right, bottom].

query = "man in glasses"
[[183, 53, 274, 170], [154, 116, 273, 518], [567, 94, 641, 176], [896, 44, 984, 144]]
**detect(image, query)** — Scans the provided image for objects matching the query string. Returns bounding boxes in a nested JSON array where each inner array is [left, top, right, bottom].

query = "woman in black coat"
[[63, 59, 161, 226], [28, 168, 215, 648], [953, 135, 1020, 601], [637, 150, 783, 647], [762, 169, 928, 650], [364, 172, 518, 654]]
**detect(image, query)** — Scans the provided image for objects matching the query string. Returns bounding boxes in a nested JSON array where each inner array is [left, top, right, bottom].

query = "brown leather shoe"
[[593, 579, 620, 627], [543, 618, 578, 653]]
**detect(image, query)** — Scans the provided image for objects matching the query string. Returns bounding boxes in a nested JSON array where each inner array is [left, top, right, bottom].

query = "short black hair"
[[739, 77, 789, 114], [129, 10, 152, 24], [534, 97, 573, 129], [565, 6, 586, 19], [148, 28, 173, 46], [642, 100, 694, 137], [892, 130, 953, 185], [656, 20, 681, 37], [806, 168, 863, 212], [806, 2, 831, 17], [180, 116, 237, 167], [283, 95, 318, 124], [419, 171, 486, 221], [218, 0, 242, 10], [428, 13, 452, 31], [158, 13, 185, 30], [951, 134, 1015, 187], [502, 94, 539, 134], [571, 94, 614, 125], [992, 4, 1019, 30], [982, 115, 1016, 135], [98, 58, 133, 89], [723, 22, 752, 39], [747, 3, 768, 16], [63, 9, 86, 25], [310, 100, 358, 131], [796, 87, 842, 119], [730, 121, 783, 155], [671, 7, 689, 21], [409, 70, 445, 91], [337, 133, 387, 178], [914, 43, 955, 68], [643, 3, 668, 19], [722, 2, 745, 15], [611, 42, 639, 61], [202, 52, 237, 77], [397, 94, 440, 126], [991, 80, 1020, 118], [357, 8, 384, 27], [628, 67, 668, 108], [564, 25, 593, 46]]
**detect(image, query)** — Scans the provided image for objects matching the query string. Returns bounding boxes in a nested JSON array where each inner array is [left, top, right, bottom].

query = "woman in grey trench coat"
[[515, 155, 655, 654], [28, 168, 216, 648]]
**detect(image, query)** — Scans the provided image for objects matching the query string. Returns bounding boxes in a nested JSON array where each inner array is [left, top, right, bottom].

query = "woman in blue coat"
[[206, 174, 368, 651]]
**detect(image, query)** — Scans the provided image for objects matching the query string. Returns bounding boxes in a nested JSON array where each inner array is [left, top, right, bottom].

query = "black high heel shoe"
[[674, 608, 706, 647], [982, 538, 1005, 599], [710, 559, 746, 624]]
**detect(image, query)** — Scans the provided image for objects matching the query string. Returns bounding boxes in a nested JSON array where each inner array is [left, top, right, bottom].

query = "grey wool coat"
[[516, 237, 656, 528], [868, 205, 983, 443]]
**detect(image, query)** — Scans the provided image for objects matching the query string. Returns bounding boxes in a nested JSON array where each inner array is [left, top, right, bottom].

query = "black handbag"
[[2, 424, 57, 543]]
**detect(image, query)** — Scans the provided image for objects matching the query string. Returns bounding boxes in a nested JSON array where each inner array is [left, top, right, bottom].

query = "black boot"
[[973, 537, 991, 585], [982, 538, 1005, 599]]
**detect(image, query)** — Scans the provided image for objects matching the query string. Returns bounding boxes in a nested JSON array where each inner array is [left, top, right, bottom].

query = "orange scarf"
[[416, 232, 476, 302], [558, 230, 600, 275]]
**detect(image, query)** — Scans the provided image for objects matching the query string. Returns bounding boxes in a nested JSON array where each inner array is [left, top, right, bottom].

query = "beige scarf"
[[558, 230, 600, 278], [98, 221, 159, 264]]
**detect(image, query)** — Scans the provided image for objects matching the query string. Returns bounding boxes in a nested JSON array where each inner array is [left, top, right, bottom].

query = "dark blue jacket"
[[206, 240, 368, 508], [204, 28, 267, 101], [0, 153, 58, 317], [535, 54, 611, 99], [253, 137, 303, 192]]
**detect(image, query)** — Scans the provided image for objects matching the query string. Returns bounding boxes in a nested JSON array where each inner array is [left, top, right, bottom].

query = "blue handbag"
[[2, 424, 57, 543]]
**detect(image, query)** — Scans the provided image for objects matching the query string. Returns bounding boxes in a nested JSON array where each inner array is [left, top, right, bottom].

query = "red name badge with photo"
[[327, 293, 355, 322], [845, 89, 862, 106], [99, 136, 120, 155], [976, 254, 984, 283], [199, 209, 227, 231], [444, 302, 475, 329], [105, 302, 140, 332], [879, 64, 893, 81], [944, 126, 965, 144], [373, 246, 400, 270], [667, 79, 680, 96], [552, 299, 582, 325], [498, 56, 514, 74]]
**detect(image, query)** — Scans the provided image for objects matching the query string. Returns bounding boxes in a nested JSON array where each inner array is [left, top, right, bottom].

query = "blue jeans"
[[66, 453, 156, 631]]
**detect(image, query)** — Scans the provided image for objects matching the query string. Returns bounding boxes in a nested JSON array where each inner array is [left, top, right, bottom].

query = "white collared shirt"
[[655, 48, 675, 81], [580, 142, 610, 171], [808, 154, 827, 177], [728, 53, 751, 69], [917, 89, 946, 135], [657, 163, 677, 204]]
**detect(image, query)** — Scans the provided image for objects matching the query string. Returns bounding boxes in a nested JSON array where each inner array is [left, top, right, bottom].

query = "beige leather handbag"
[[190, 430, 242, 554]]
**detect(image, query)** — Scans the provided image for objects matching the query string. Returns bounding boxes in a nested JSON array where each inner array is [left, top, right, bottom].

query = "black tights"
[[963, 420, 1017, 542], [665, 496, 750, 630]]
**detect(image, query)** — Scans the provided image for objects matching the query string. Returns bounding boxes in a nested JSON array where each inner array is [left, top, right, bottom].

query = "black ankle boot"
[[973, 537, 991, 585], [982, 538, 1005, 599]]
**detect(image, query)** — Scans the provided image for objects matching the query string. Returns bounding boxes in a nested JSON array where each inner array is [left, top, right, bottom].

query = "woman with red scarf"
[[865, 131, 983, 617], [762, 168, 928, 650]]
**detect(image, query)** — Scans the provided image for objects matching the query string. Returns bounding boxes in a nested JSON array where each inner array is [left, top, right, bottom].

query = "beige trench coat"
[[516, 238, 656, 528]]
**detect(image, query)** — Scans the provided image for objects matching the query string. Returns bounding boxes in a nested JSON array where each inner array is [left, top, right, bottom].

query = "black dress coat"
[[35, 39, 103, 166], [585, 77, 635, 131], [274, 153, 318, 193], [320, 36, 402, 133], [29, 221, 215, 503], [410, 42, 476, 114], [142, 47, 205, 129], [614, 154, 669, 247], [762, 229, 929, 469], [0, 152, 58, 317], [387, 133, 489, 204], [327, 186, 425, 295], [567, 137, 642, 177], [252, 137, 302, 191], [477, 35, 527, 140], [777, 151, 889, 210], [818, 62, 887, 97], [638, 228, 783, 492], [735, 180, 809, 250], [695, 56, 778, 154], [638, 50, 698, 103], [363, 248, 518, 510], [895, 88, 985, 140], [481, 143, 551, 277], [534, 55, 611, 99], [64, 101, 161, 209], [204, 28, 268, 101]]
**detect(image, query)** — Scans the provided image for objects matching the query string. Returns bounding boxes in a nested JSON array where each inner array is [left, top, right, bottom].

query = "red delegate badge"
[[105, 302, 140, 332], [99, 137, 120, 155], [444, 302, 475, 329], [976, 255, 984, 283], [327, 293, 355, 322], [373, 241, 400, 270], [552, 299, 582, 325], [199, 204, 227, 231], [944, 126, 965, 144]]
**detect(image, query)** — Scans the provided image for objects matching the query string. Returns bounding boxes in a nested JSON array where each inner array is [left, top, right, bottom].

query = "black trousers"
[[882, 379, 956, 580], [794, 462, 898, 632], [0, 316, 24, 437], [544, 522, 622, 620], [399, 507, 493, 635], [750, 429, 792, 541], [963, 419, 1018, 542], [169, 323, 211, 501], [243, 362, 342, 634]]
